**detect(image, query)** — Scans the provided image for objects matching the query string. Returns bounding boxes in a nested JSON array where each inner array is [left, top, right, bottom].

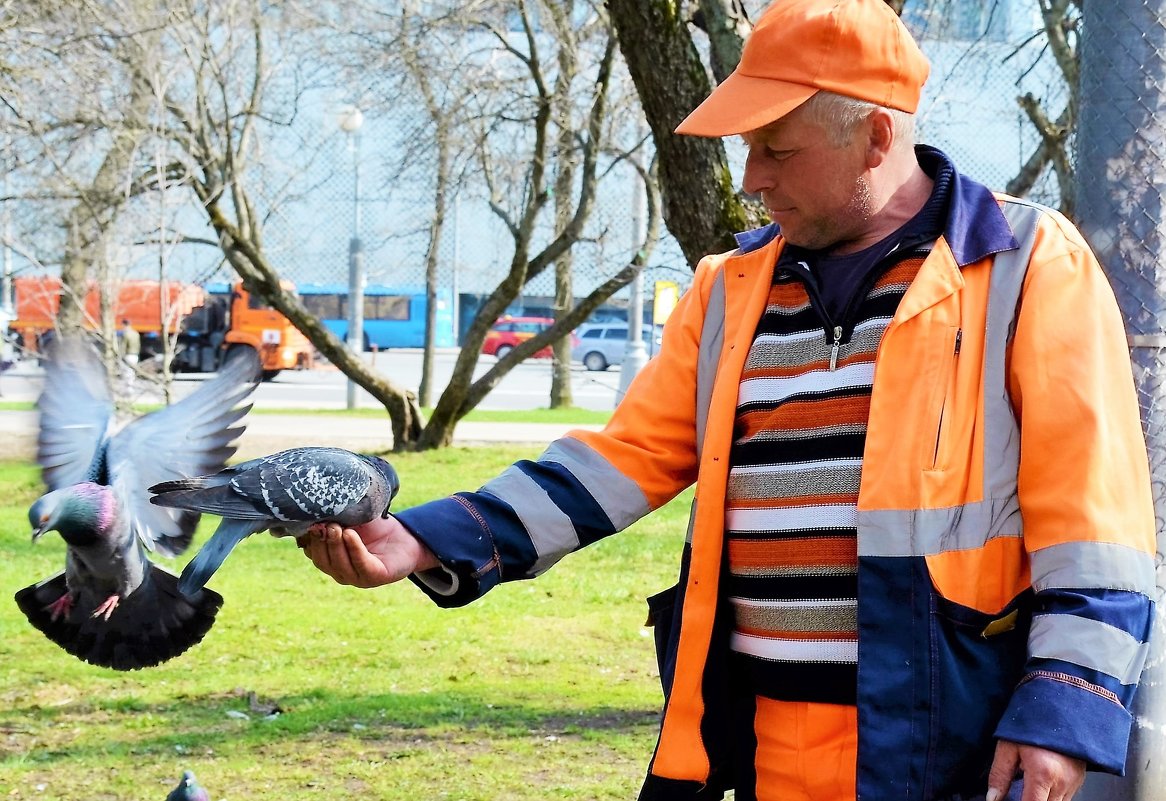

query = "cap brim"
[[675, 72, 819, 137]]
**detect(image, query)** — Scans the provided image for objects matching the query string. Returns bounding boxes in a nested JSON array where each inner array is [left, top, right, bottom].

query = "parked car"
[[481, 315, 578, 360], [571, 322, 663, 371]]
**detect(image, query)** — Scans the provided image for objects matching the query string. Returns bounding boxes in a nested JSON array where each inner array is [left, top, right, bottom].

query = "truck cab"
[[178, 280, 313, 380]]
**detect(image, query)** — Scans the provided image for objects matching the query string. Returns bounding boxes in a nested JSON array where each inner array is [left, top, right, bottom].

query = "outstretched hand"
[[299, 516, 439, 588]]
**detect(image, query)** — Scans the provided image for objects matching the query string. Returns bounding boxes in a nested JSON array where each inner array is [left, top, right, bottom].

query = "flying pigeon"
[[149, 446, 400, 596], [166, 770, 210, 801], [14, 340, 261, 670]]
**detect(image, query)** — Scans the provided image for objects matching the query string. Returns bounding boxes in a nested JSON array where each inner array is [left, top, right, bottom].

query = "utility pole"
[[1075, 1, 1166, 798], [616, 138, 649, 405], [339, 105, 365, 410]]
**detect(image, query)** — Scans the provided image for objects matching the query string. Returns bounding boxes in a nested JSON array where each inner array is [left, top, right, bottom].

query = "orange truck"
[[9, 275, 313, 379]]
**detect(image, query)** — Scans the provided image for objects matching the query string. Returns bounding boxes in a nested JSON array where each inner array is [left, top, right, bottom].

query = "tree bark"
[[607, 0, 755, 268]]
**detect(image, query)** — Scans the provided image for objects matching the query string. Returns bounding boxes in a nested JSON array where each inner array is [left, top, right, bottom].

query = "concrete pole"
[[1075, 1, 1166, 798], [340, 107, 365, 410], [616, 150, 649, 406]]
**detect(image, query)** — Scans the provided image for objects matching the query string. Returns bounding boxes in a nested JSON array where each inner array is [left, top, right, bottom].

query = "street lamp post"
[[339, 105, 364, 410], [616, 149, 649, 406]]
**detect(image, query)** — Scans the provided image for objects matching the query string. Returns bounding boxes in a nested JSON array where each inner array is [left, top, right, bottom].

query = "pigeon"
[[166, 770, 210, 801], [14, 340, 262, 670], [148, 446, 400, 596]]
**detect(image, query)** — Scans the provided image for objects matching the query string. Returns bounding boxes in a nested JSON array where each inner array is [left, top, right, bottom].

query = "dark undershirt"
[[780, 148, 957, 325]]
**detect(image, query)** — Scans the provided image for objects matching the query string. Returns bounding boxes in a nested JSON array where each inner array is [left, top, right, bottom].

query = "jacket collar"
[[731, 146, 1017, 266]]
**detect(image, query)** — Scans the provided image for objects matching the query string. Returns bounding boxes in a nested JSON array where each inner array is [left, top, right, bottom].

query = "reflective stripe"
[[857, 497, 1021, 557], [1031, 540, 1157, 595], [540, 437, 650, 531], [479, 466, 577, 577], [695, 270, 725, 464], [981, 201, 1042, 500], [1030, 613, 1149, 684], [687, 269, 725, 547]]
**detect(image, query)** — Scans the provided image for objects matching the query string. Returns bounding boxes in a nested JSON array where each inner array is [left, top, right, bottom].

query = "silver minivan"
[[571, 322, 663, 371]]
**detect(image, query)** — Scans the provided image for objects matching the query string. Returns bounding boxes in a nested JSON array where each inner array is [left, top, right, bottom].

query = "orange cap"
[[676, 0, 930, 137]]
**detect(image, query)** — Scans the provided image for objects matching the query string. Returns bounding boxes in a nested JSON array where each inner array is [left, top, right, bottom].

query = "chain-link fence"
[[1073, 1, 1166, 798], [242, 0, 1077, 347]]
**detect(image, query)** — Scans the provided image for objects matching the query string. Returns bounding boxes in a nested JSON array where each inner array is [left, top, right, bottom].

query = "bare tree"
[[417, 0, 633, 448], [9, 0, 663, 450], [1005, 0, 1078, 214]]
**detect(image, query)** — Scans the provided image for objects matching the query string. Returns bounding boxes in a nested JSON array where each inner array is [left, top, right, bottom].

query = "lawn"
[[0, 449, 691, 800]]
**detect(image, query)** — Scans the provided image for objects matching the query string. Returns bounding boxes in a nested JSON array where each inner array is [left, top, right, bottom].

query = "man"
[[303, 1, 1155, 799], [118, 318, 140, 381]]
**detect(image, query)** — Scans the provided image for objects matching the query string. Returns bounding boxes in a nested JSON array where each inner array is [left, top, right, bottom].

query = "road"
[[0, 348, 627, 412]]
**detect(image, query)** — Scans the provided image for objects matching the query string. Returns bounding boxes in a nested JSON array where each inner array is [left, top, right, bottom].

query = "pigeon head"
[[364, 455, 400, 516], [169, 769, 209, 801], [29, 483, 115, 546]]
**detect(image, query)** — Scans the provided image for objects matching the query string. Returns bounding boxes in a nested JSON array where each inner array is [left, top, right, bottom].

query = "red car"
[[481, 316, 577, 359]]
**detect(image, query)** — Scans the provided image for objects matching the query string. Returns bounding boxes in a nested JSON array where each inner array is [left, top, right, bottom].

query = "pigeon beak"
[[31, 518, 50, 541]]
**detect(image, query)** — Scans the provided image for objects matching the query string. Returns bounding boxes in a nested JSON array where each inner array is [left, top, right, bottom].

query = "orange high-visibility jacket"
[[399, 175, 1155, 800]]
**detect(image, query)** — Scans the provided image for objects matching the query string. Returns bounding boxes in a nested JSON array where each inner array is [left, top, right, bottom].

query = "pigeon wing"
[[232, 447, 372, 523], [36, 342, 113, 491], [106, 348, 262, 557]]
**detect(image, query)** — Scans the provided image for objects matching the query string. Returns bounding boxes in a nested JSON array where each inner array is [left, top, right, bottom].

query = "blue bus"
[[297, 283, 456, 350]]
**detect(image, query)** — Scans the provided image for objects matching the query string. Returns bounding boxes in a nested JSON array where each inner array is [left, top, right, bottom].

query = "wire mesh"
[[1073, 0, 1166, 796]]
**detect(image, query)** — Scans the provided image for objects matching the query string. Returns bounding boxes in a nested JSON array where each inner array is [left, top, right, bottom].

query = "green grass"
[[0, 451, 689, 799]]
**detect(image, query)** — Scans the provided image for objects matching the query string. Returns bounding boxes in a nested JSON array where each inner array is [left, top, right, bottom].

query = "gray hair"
[[800, 91, 916, 149]]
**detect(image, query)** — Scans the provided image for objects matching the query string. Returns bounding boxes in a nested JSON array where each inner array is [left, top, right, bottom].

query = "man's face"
[[740, 102, 875, 252]]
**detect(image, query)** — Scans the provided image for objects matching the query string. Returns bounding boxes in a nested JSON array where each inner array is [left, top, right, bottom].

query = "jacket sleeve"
[[398, 258, 722, 608], [995, 211, 1157, 773]]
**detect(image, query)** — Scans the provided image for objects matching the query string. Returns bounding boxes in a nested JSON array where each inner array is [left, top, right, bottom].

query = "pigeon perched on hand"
[[149, 446, 400, 596], [166, 770, 210, 801], [15, 340, 261, 670]]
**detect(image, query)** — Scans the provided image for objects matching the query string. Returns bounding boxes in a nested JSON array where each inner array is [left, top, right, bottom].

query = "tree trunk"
[[419, 124, 450, 408], [607, 0, 756, 267], [696, 0, 750, 83], [204, 200, 426, 451], [550, 1, 579, 409]]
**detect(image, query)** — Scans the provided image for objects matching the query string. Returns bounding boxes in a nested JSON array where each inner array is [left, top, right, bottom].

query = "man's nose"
[[742, 151, 774, 197]]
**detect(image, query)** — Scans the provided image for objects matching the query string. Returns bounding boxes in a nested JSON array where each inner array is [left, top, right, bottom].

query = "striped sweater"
[[726, 255, 925, 704]]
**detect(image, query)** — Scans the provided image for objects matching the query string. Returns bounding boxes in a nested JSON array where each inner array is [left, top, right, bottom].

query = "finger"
[[310, 524, 351, 581], [342, 529, 384, 587], [987, 741, 1020, 801]]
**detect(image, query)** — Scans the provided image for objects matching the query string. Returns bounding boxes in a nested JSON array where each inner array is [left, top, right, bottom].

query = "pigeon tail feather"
[[149, 475, 223, 494], [14, 567, 223, 671]]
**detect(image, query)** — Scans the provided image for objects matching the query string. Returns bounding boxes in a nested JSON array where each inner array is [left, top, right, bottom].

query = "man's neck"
[[832, 158, 934, 256]]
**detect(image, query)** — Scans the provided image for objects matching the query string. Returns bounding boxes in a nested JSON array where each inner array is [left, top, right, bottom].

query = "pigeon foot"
[[45, 592, 74, 622], [92, 594, 120, 620]]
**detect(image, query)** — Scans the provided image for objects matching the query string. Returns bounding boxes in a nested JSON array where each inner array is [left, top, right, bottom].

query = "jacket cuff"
[[994, 672, 1133, 774], [396, 496, 502, 608]]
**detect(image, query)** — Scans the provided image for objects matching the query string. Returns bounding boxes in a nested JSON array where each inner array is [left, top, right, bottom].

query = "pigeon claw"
[[92, 594, 120, 621], [44, 592, 75, 622]]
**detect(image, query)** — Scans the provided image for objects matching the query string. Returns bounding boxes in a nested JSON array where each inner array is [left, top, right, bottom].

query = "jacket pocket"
[[924, 589, 1032, 800], [646, 583, 680, 698], [927, 326, 962, 471]]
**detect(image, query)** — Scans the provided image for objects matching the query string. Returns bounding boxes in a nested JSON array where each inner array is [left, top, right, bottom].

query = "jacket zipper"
[[786, 244, 934, 372], [829, 325, 843, 371]]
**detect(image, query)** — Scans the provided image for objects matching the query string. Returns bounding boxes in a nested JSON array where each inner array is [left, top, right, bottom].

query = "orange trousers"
[[754, 698, 858, 801]]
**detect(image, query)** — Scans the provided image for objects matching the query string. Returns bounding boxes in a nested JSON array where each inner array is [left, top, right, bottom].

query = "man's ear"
[[864, 108, 896, 169]]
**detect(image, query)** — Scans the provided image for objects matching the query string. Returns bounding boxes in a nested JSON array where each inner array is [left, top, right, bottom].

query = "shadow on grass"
[[1, 689, 662, 765]]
